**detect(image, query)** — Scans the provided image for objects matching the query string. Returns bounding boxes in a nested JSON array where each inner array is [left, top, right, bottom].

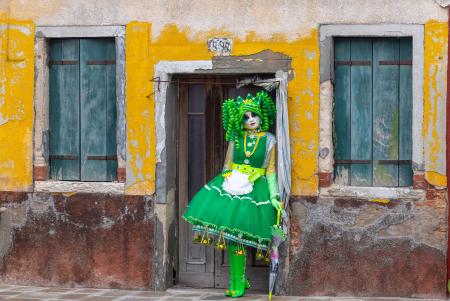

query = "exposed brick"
[[291, 195, 317, 204], [0, 192, 28, 204], [117, 168, 126, 183], [318, 172, 332, 188], [426, 188, 446, 201], [413, 174, 429, 190], [33, 165, 48, 181]]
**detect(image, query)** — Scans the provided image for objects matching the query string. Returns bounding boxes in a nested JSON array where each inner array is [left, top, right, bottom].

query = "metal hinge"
[[86, 155, 118, 161], [49, 60, 78, 66]]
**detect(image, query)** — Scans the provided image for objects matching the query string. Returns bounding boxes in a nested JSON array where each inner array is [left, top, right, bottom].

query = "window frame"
[[318, 24, 424, 196], [33, 26, 126, 193]]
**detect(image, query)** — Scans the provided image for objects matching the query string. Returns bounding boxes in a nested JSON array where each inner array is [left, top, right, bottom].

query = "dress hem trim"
[[183, 215, 271, 250]]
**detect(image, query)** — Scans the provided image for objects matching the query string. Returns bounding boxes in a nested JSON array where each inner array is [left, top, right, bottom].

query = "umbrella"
[[268, 207, 287, 300]]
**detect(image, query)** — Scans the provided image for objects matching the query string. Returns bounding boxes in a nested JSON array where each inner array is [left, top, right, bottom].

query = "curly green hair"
[[221, 91, 276, 148]]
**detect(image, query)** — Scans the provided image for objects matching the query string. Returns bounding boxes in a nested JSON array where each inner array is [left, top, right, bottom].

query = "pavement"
[[0, 284, 445, 301]]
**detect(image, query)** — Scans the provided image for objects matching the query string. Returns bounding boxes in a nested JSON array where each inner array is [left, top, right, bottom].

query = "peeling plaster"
[[6, 0, 448, 41], [289, 194, 447, 297], [319, 80, 333, 173], [0, 19, 34, 191], [423, 21, 447, 186], [125, 22, 154, 195], [35, 181, 125, 194], [320, 185, 426, 200]]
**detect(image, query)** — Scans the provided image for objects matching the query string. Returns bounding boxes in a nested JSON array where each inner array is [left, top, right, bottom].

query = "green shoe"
[[231, 277, 250, 298], [225, 242, 237, 297], [227, 276, 249, 297], [231, 246, 248, 298]]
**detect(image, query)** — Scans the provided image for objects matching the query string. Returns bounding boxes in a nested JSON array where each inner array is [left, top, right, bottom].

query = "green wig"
[[221, 91, 276, 148]]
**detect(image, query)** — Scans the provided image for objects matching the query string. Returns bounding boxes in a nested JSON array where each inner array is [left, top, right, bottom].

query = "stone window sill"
[[34, 181, 125, 195], [319, 184, 425, 200]]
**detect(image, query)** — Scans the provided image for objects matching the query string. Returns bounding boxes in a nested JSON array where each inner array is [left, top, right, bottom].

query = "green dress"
[[183, 133, 277, 250]]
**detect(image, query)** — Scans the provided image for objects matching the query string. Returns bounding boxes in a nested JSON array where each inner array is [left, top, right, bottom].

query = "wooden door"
[[178, 78, 272, 289]]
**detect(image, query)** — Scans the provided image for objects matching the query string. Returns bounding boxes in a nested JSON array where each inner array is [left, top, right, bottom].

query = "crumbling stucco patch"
[[288, 195, 447, 297], [319, 80, 333, 173], [0, 192, 155, 288], [35, 181, 124, 194]]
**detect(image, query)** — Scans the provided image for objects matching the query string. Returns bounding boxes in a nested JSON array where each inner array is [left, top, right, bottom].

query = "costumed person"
[[183, 91, 282, 298]]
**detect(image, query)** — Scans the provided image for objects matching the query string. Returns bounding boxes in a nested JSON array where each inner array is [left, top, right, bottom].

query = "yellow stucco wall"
[[141, 23, 320, 196], [0, 16, 447, 194], [0, 15, 34, 192], [130, 20, 450, 194], [424, 20, 448, 187], [125, 22, 155, 195]]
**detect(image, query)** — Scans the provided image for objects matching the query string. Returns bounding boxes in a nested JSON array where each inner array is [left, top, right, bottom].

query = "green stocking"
[[225, 242, 237, 296], [231, 245, 250, 298]]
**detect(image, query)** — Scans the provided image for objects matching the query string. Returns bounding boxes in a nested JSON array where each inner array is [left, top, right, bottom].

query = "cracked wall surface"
[[288, 192, 447, 298]]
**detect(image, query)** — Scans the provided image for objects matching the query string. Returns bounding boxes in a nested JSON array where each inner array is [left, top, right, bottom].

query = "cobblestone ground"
[[0, 285, 445, 301]]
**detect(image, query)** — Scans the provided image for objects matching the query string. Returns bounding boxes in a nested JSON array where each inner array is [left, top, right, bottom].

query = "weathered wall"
[[0, 16, 34, 192], [288, 192, 447, 298], [424, 20, 448, 186], [125, 22, 155, 195], [6, 0, 448, 39], [0, 0, 448, 296], [2, 0, 448, 196], [0, 192, 155, 289]]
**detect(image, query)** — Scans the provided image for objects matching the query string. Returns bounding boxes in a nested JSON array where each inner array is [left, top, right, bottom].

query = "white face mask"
[[243, 111, 261, 130]]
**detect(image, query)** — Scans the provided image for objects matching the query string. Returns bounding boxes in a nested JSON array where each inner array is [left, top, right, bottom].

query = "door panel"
[[178, 78, 272, 289], [178, 83, 214, 287]]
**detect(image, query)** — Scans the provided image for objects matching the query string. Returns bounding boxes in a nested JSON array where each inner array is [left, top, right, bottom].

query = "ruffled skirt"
[[183, 174, 277, 250]]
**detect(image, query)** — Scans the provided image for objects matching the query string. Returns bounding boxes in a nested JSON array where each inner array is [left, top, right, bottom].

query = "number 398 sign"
[[207, 38, 233, 56]]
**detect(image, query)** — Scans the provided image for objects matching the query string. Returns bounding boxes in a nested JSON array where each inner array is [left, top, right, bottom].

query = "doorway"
[[177, 76, 273, 289]]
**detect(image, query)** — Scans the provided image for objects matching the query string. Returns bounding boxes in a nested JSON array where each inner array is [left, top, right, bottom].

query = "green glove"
[[270, 197, 282, 211], [267, 173, 281, 210]]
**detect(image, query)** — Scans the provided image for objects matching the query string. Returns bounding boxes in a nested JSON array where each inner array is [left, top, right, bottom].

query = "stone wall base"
[[287, 190, 447, 298], [0, 192, 155, 289]]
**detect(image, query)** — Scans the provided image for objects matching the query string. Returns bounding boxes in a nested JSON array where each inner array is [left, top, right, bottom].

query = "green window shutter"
[[334, 37, 412, 187], [398, 38, 413, 186], [49, 39, 81, 180], [334, 38, 351, 185], [373, 38, 400, 186], [350, 39, 373, 186], [80, 38, 117, 181]]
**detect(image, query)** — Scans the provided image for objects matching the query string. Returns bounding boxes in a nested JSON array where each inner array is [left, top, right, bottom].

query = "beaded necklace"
[[243, 131, 265, 158]]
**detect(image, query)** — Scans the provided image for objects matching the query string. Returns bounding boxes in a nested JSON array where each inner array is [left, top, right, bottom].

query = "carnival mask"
[[243, 111, 261, 130]]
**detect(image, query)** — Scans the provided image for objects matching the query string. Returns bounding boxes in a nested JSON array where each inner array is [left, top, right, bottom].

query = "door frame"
[[153, 60, 289, 289]]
